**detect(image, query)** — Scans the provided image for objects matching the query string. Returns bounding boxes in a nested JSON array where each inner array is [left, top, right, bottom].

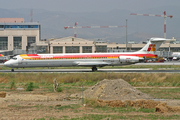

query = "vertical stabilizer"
[[138, 38, 167, 53]]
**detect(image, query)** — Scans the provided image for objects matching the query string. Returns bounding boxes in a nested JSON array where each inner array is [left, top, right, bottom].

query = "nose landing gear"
[[11, 69, 14, 72]]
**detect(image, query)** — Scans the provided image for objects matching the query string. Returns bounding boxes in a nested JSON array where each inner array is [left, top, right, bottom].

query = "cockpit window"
[[11, 57, 17, 60]]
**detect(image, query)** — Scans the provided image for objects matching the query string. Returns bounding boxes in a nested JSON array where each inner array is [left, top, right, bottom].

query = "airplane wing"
[[75, 62, 110, 67]]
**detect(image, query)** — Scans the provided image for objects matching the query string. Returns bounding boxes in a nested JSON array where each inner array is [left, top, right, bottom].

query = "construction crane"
[[130, 11, 173, 38], [64, 22, 126, 38]]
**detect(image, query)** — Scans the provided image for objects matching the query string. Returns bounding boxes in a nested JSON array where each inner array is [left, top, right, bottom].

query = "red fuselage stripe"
[[25, 54, 157, 59]]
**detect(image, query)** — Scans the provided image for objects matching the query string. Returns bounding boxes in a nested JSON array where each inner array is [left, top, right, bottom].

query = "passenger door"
[[17, 56, 22, 64]]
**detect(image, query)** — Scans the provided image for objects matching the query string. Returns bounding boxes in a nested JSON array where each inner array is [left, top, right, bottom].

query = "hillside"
[[0, 6, 179, 43]]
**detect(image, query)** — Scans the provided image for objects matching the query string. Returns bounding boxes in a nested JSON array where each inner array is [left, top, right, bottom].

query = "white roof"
[[49, 36, 94, 42]]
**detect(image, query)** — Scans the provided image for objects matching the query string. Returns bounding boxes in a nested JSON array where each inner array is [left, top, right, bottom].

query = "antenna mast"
[[30, 9, 33, 22]]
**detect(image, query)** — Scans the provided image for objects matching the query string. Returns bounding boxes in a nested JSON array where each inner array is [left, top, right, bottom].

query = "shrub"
[[10, 80, 16, 89], [57, 87, 63, 92], [26, 82, 34, 91]]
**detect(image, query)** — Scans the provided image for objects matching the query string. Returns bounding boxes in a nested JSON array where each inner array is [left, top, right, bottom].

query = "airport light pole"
[[126, 19, 127, 51]]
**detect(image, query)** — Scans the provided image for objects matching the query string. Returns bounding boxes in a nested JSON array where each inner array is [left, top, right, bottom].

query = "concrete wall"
[[49, 39, 95, 54]]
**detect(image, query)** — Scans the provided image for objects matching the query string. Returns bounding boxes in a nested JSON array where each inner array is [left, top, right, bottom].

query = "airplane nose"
[[4, 61, 10, 67]]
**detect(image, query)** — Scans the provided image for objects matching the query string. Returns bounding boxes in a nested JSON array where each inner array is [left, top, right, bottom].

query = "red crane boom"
[[131, 11, 173, 38], [64, 22, 126, 38]]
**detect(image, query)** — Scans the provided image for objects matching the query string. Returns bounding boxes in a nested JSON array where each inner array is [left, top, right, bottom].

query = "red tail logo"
[[147, 44, 156, 51]]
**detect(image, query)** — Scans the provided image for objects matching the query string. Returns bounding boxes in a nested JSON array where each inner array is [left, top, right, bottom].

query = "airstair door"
[[17, 56, 22, 64]]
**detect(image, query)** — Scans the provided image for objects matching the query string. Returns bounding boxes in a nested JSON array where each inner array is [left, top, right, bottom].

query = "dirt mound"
[[97, 99, 180, 113], [97, 99, 161, 108], [71, 79, 152, 101], [0, 92, 6, 98], [0, 77, 8, 83], [155, 103, 180, 113], [155, 102, 168, 113]]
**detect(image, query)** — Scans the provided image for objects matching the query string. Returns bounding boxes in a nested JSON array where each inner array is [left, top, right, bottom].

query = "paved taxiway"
[[136, 61, 180, 65], [1, 68, 180, 73], [1, 61, 180, 73]]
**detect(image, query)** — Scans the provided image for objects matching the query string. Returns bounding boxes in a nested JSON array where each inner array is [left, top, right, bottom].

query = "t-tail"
[[137, 38, 168, 53]]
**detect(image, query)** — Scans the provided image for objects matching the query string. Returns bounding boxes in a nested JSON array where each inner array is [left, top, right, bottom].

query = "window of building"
[[28, 25, 34, 28], [4, 25, 39, 29], [13, 37, 22, 49], [131, 48, 141, 51], [37, 46, 48, 54], [159, 48, 169, 51], [0, 25, 4, 28], [82, 46, 92, 53], [0, 37, 8, 50], [96, 46, 107, 53], [27, 37, 36, 47], [66, 46, 79, 53], [168, 47, 180, 52], [53, 46, 63, 53]]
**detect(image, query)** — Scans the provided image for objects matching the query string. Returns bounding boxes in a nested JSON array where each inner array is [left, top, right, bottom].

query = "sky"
[[0, 0, 180, 12], [0, 0, 179, 41]]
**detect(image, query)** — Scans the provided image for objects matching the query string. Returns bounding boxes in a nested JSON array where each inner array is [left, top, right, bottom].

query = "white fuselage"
[[3, 37, 168, 71], [4, 52, 151, 68]]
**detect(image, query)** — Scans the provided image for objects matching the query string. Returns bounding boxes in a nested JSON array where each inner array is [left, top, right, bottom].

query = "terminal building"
[[0, 18, 41, 55]]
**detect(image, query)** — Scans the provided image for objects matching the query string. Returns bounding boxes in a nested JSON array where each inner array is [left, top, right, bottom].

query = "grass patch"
[[1, 72, 180, 87], [137, 107, 155, 113], [1, 72, 180, 99], [73, 114, 127, 120], [10, 80, 16, 89], [35, 114, 180, 120], [137, 87, 180, 99], [85, 99, 101, 107], [8, 105, 21, 107], [97, 106, 149, 113], [34, 105, 45, 110], [0, 83, 7, 89], [57, 87, 63, 92], [42, 85, 54, 92], [55, 104, 81, 111], [1, 72, 180, 93]]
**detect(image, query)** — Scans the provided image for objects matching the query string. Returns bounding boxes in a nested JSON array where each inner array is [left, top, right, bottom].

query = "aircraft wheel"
[[11, 69, 14, 72], [92, 67, 97, 72]]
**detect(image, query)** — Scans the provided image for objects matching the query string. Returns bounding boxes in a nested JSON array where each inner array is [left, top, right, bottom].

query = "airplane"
[[0, 54, 6, 63], [170, 52, 180, 61], [4, 37, 168, 72]]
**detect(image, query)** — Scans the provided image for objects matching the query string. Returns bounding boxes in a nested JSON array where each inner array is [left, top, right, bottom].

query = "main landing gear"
[[92, 66, 97, 72], [11, 69, 14, 72]]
